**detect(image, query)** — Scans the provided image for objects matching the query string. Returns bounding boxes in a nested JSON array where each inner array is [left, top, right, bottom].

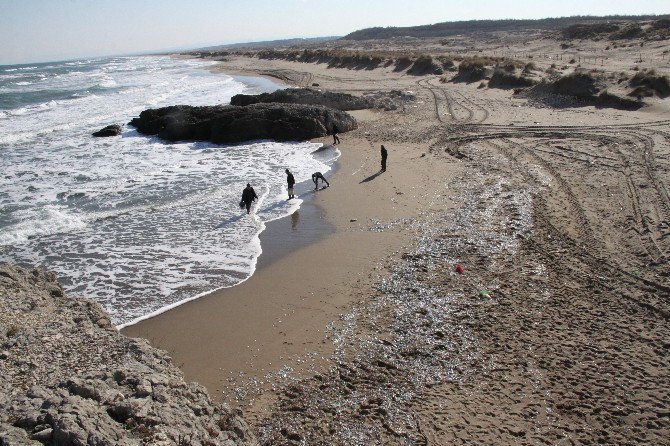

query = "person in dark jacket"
[[312, 172, 330, 190], [332, 124, 340, 145], [285, 169, 295, 199], [241, 183, 258, 214], [381, 145, 388, 172]]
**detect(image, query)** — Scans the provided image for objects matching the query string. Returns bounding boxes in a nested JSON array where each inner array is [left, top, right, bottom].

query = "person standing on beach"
[[381, 144, 388, 172], [332, 124, 340, 145], [285, 169, 295, 199], [241, 183, 258, 214], [312, 172, 329, 190]]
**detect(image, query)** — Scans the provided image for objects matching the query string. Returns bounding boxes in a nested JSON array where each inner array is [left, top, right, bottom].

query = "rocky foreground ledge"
[[0, 263, 257, 446], [129, 102, 357, 144]]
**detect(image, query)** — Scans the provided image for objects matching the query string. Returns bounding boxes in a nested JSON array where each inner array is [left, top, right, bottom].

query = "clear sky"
[[1, 0, 668, 65]]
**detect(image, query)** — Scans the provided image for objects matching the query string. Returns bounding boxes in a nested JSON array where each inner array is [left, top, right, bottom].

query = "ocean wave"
[[97, 79, 117, 88], [56, 191, 88, 201], [3, 66, 39, 72], [64, 60, 97, 66], [0, 205, 86, 246], [0, 103, 39, 118]]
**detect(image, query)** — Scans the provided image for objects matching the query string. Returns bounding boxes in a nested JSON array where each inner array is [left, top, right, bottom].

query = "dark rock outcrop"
[[92, 124, 122, 137], [230, 88, 373, 110], [0, 263, 257, 446], [129, 103, 357, 144]]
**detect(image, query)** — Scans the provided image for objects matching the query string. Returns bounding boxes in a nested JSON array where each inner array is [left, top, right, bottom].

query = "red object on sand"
[[455, 264, 465, 275]]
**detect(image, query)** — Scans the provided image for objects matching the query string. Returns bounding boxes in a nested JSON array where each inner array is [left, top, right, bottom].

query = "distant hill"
[[343, 15, 669, 40], [196, 36, 340, 51]]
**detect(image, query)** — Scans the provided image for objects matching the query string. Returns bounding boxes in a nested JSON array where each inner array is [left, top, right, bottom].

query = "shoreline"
[[121, 122, 420, 404], [121, 59, 459, 411], [117, 146, 340, 330], [115, 66, 333, 330]]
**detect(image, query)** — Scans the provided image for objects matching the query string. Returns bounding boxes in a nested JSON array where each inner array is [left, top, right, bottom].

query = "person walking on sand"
[[285, 169, 295, 199], [241, 183, 258, 214], [312, 172, 330, 190], [381, 144, 388, 172], [332, 124, 340, 145]]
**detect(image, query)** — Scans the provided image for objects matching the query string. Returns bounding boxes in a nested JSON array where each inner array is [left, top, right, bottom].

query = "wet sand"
[[127, 33, 670, 444]]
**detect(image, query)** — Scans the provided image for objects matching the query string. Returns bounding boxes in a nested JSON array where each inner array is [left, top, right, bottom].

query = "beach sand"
[[122, 108, 461, 408], [125, 34, 670, 444]]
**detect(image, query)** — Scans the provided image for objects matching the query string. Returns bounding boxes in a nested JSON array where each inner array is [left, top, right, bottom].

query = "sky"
[[1, 0, 668, 65]]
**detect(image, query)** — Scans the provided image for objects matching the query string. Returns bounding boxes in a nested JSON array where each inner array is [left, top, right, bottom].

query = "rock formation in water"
[[92, 124, 122, 137], [129, 103, 357, 144], [0, 263, 257, 446]]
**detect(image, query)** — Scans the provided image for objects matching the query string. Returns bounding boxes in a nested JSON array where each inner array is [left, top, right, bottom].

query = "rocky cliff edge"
[[0, 263, 257, 446]]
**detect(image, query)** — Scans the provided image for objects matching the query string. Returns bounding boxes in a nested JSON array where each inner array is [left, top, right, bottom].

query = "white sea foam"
[[0, 55, 337, 327], [0, 206, 87, 245]]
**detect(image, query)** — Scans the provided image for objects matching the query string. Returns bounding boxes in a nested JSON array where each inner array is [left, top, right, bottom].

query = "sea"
[[0, 55, 338, 328]]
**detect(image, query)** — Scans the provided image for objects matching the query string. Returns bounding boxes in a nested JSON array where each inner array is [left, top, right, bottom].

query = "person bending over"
[[312, 172, 330, 190]]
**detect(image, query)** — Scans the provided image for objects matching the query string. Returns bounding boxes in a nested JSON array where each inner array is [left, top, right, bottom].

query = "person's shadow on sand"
[[359, 170, 384, 184]]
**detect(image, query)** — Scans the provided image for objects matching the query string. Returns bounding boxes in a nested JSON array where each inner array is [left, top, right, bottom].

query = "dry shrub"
[[561, 23, 620, 39], [258, 48, 400, 71], [394, 56, 413, 72], [652, 19, 670, 30], [628, 70, 670, 98], [455, 59, 487, 82], [408, 55, 443, 75], [597, 90, 643, 110], [451, 56, 524, 83], [500, 61, 517, 72], [551, 72, 601, 99], [438, 56, 455, 70], [610, 24, 644, 40], [489, 70, 536, 89], [523, 62, 537, 74]]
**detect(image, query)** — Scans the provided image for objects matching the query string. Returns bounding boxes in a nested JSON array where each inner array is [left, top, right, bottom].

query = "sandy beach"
[[124, 29, 670, 445], [123, 107, 461, 407]]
